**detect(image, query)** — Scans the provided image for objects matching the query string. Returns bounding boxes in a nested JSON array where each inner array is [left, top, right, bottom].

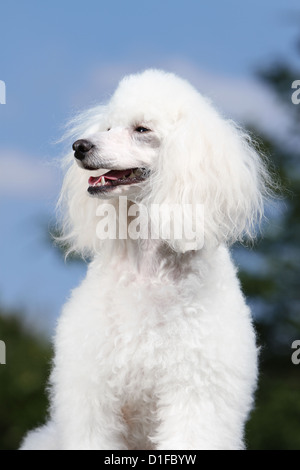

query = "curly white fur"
[[20, 69, 272, 450]]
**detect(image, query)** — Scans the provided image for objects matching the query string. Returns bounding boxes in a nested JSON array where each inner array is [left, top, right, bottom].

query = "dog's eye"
[[107, 128, 111, 131], [135, 126, 151, 133]]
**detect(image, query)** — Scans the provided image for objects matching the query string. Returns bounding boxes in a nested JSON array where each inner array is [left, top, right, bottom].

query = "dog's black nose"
[[73, 139, 94, 160]]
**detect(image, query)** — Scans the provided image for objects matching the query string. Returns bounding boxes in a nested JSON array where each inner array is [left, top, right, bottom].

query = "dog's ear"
[[146, 101, 272, 253]]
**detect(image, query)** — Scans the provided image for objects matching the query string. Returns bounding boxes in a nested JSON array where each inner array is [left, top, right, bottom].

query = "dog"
[[21, 69, 271, 450]]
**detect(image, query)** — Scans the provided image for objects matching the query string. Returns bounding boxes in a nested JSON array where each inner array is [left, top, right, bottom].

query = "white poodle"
[[21, 69, 271, 450]]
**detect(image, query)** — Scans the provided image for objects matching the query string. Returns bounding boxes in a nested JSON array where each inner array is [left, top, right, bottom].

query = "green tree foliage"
[[0, 311, 51, 450], [242, 52, 300, 449]]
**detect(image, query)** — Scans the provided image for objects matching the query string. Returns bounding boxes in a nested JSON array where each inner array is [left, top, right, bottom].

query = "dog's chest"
[[93, 268, 201, 378]]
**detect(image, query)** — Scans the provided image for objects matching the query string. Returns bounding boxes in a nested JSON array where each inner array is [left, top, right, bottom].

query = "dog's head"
[[59, 69, 272, 255]]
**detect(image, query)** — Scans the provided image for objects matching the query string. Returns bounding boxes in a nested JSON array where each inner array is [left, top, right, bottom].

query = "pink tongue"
[[88, 170, 132, 186], [104, 169, 132, 180]]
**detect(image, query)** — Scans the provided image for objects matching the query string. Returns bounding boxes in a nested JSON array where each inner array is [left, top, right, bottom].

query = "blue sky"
[[0, 0, 299, 333]]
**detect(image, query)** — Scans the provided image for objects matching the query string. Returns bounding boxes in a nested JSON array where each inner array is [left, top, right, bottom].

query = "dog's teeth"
[[101, 177, 105, 185], [130, 172, 135, 178], [122, 175, 126, 180]]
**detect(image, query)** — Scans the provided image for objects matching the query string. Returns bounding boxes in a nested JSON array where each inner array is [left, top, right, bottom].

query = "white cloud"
[[0, 149, 61, 198], [72, 58, 293, 140]]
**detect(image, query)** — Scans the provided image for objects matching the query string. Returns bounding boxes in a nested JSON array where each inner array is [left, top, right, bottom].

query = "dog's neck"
[[125, 237, 197, 280], [96, 198, 201, 280]]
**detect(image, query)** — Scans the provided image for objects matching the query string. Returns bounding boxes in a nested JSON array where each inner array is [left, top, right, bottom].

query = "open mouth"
[[88, 167, 149, 194]]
